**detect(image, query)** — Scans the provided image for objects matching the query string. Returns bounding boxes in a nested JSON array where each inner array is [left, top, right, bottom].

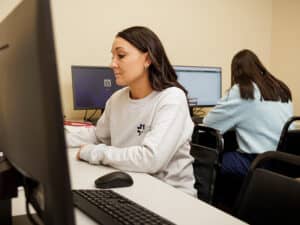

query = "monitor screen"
[[72, 66, 121, 110], [0, 0, 75, 224], [174, 65, 222, 107]]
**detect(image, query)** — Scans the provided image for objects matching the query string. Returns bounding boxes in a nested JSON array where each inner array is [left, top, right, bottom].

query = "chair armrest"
[[277, 116, 300, 150], [285, 116, 300, 128], [250, 151, 300, 171], [192, 125, 224, 153]]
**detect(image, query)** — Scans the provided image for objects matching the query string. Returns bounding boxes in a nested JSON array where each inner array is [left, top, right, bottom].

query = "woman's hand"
[[75, 144, 105, 164]]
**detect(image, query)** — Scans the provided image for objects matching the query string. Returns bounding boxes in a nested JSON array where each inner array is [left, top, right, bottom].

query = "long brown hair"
[[231, 49, 292, 102], [116, 26, 187, 94]]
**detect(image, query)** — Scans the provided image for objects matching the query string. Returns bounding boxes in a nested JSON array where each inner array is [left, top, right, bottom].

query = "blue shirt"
[[203, 84, 293, 154]]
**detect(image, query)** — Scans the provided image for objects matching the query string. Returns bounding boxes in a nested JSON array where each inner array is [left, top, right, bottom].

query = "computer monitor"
[[0, 0, 75, 224], [174, 65, 222, 114], [72, 66, 121, 110]]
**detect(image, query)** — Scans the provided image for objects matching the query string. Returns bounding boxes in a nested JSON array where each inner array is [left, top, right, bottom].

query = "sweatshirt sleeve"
[[65, 98, 112, 148], [203, 85, 249, 134], [79, 89, 193, 173], [65, 126, 97, 147], [94, 98, 112, 145]]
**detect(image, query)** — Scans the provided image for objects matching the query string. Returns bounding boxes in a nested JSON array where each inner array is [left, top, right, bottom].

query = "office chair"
[[223, 130, 238, 152], [190, 125, 224, 204], [277, 116, 300, 155], [235, 151, 300, 225]]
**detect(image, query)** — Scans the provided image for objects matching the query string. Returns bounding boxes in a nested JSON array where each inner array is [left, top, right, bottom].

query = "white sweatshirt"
[[204, 84, 293, 154], [79, 87, 197, 196]]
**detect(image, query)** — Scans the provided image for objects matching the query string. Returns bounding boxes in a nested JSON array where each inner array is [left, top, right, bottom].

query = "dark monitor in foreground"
[[174, 65, 222, 115], [0, 0, 74, 224], [72, 66, 121, 110]]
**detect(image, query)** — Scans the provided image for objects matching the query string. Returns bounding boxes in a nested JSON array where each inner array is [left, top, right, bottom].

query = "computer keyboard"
[[72, 189, 176, 225]]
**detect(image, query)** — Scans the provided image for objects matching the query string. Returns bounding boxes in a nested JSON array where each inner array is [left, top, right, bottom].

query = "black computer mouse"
[[94, 171, 134, 189]]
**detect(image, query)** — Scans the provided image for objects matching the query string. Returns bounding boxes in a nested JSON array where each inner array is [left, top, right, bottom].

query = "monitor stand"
[[0, 156, 22, 225], [0, 199, 12, 225]]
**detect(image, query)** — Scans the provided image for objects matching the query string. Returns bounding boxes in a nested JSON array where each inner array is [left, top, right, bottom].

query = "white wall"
[[0, 0, 21, 21], [1, 0, 274, 119], [271, 0, 300, 115], [50, 0, 273, 119]]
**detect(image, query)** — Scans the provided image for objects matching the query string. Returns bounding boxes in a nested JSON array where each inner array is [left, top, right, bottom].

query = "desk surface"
[[13, 148, 247, 225]]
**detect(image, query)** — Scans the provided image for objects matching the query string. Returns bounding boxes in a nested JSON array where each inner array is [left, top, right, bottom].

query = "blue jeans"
[[214, 151, 257, 212], [220, 151, 257, 177]]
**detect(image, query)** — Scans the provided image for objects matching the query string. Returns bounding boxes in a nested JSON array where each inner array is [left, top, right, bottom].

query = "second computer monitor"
[[174, 65, 222, 107], [72, 66, 122, 110]]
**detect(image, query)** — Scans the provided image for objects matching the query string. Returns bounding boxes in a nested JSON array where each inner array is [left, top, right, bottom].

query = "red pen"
[[64, 120, 93, 127]]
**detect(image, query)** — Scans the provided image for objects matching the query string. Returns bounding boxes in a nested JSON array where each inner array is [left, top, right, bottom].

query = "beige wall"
[[50, 0, 273, 119], [1, 0, 274, 119], [271, 0, 300, 115], [0, 0, 21, 21]]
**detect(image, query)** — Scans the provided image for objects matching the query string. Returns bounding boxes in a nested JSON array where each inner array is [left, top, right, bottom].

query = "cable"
[[83, 109, 88, 121], [87, 109, 98, 121], [25, 199, 39, 225], [23, 178, 40, 225]]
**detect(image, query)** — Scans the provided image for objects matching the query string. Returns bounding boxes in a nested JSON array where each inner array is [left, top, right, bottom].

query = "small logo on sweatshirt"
[[137, 124, 145, 136]]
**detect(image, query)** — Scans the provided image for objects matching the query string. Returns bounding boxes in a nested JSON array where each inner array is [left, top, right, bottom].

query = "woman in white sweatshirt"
[[76, 26, 197, 196]]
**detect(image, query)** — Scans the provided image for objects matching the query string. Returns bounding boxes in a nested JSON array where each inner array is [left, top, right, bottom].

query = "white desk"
[[13, 148, 247, 225]]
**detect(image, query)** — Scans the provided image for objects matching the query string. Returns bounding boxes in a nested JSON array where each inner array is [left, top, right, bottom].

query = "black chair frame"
[[277, 116, 300, 155], [235, 151, 300, 225], [190, 125, 224, 204]]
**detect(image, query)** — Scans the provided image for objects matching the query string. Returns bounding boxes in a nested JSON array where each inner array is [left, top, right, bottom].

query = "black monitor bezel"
[[0, 0, 75, 224]]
